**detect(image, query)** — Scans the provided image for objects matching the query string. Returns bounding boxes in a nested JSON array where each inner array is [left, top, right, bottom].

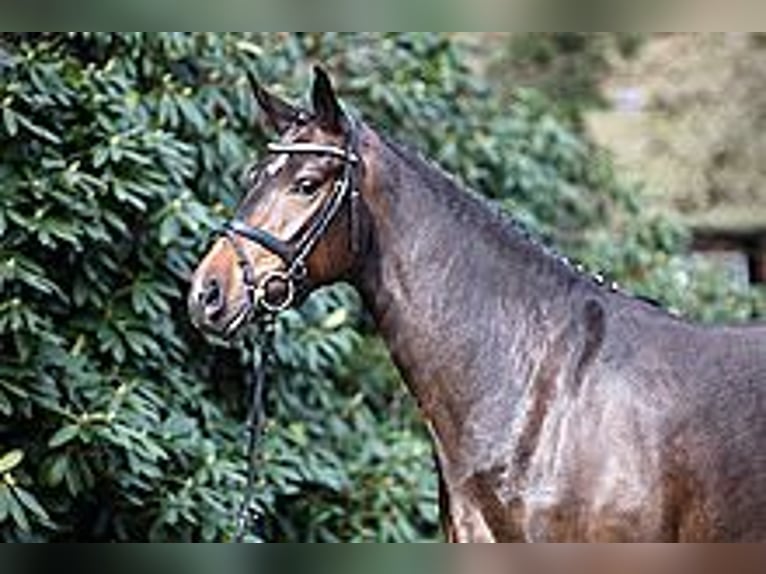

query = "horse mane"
[[376, 129, 670, 313], [379, 133, 591, 275]]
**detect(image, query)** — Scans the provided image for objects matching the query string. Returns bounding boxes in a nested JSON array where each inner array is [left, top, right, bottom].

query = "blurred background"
[[0, 33, 764, 542]]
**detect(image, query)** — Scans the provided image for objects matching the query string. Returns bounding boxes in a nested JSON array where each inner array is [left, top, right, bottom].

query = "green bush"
[[0, 32, 438, 543], [491, 33, 645, 125], [0, 33, 761, 542]]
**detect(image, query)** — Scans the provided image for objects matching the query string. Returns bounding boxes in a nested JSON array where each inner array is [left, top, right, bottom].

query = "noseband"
[[221, 120, 361, 316]]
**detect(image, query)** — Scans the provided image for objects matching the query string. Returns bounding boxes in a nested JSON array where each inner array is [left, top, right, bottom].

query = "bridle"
[[221, 115, 362, 317], [223, 114, 363, 542]]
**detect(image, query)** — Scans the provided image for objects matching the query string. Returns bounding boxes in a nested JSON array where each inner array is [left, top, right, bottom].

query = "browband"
[[267, 142, 359, 164]]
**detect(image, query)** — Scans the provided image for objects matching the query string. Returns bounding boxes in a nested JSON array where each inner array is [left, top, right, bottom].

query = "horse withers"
[[188, 67, 766, 542]]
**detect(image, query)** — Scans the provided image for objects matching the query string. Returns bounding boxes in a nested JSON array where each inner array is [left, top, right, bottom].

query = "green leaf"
[[48, 424, 79, 448], [322, 308, 349, 330], [14, 112, 61, 144], [14, 486, 52, 525], [0, 389, 11, 416], [0, 449, 23, 474], [0, 379, 28, 400], [44, 455, 68, 487], [63, 459, 83, 497], [2, 107, 18, 137], [0, 485, 10, 522], [159, 216, 180, 246], [7, 489, 28, 532], [92, 146, 109, 169]]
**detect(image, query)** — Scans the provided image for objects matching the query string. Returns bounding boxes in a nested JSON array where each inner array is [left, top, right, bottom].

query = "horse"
[[188, 67, 766, 542]]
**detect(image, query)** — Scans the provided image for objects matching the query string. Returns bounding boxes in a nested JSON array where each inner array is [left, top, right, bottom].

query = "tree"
[[489, 33, 644, 125]]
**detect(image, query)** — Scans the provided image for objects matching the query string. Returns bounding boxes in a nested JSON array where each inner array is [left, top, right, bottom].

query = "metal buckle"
[[255, 269, 295, 313]]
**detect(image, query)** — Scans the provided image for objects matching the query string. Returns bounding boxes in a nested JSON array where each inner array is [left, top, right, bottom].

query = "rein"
[[233, 316, 274, 543], [224, 117, 362, 542]]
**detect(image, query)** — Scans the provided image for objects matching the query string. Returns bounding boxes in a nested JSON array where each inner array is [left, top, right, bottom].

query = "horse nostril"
[[200, 277, 225, 320]]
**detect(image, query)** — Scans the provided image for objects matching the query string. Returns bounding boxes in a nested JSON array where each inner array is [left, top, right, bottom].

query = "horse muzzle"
[[188, 268, 297, 338]]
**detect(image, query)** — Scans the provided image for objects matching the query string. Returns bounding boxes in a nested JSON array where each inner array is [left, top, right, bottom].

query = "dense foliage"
[[0, 33, 762, 542], [491, 33, 644, 124]]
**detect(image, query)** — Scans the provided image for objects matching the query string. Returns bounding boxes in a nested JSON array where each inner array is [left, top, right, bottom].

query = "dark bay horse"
[[188, 68, 766, 542]]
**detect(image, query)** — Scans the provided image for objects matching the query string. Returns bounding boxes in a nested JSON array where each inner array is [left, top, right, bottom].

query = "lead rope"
[[234, 315, 275, 542]]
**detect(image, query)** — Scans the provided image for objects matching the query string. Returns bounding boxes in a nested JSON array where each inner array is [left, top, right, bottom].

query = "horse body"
[[189, 69, 766, 541], [352, 130, 766, 542]]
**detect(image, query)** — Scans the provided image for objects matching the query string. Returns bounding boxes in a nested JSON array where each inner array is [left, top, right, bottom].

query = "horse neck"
[[352, 130, 590, 474]]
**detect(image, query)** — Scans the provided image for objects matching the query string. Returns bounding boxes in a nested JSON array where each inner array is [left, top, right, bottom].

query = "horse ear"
[[311, 66, 345, 133], [247, 72, 301, 134]]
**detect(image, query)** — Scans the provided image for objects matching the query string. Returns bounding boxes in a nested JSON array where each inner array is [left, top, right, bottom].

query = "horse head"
[[188, 67, 367, 337]]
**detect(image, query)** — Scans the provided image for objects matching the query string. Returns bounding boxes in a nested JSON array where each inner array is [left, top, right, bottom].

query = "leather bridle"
[[227, 115, 362, 542], [221, 117, 362, 318]]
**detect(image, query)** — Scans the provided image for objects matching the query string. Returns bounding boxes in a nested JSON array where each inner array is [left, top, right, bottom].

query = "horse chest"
[[447, 463, 667, 542], [443, 411, 669, 542]]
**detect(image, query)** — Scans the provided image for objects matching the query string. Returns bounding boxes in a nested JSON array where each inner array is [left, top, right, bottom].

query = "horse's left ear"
[[311, 66, 345, 133], [248, 71, 301, 135]]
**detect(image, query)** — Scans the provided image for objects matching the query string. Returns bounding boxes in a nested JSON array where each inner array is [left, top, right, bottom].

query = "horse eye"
[[292, 177, 322, 196]]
